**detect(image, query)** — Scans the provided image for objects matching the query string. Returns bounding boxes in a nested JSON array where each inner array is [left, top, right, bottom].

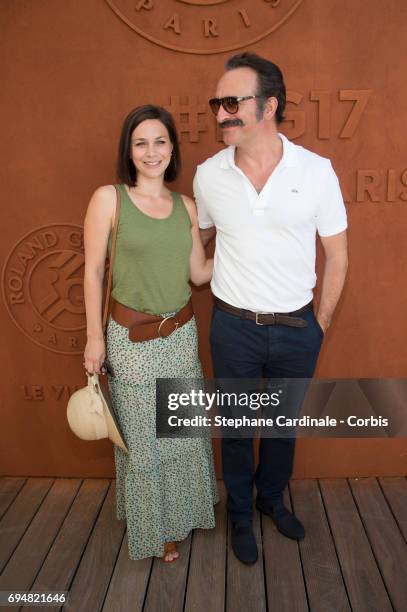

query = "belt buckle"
[[158, 315, 179, 338], [255, 312, 274, 325], [255, 312, 264, 325]]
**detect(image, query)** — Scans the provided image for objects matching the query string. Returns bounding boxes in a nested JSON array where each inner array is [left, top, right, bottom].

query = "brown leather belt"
[[214, 297, 313, 327], [111, 299, 194, 342]]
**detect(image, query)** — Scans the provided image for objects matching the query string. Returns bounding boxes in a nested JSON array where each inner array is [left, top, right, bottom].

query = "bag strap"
[[102, 185, 121, 336]]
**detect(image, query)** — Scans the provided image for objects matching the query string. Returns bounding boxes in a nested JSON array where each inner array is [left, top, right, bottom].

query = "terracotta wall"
[[1, 0, 406, 477]]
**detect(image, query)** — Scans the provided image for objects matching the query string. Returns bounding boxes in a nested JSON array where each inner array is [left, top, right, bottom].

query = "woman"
[[83, 105, 218, 562]]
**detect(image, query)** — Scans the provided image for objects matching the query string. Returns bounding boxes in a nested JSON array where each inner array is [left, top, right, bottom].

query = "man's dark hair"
[[225, 53, 286, 124], [117, 104, 181, 186]]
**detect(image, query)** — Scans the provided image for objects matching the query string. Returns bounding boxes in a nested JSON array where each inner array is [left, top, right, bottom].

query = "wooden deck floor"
[[0, 477, 406, 611]]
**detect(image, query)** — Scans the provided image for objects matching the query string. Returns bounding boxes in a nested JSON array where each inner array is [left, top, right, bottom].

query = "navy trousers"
[[210, 306, 324, 524]]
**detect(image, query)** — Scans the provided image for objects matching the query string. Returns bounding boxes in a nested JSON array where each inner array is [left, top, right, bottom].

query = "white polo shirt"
[[193, 133, 347, 313]]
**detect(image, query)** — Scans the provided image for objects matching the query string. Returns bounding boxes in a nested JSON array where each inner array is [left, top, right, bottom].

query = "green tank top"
[[109, 185, 192, 315]]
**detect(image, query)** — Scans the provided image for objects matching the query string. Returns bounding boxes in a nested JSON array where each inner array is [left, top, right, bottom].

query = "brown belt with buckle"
[[214, 297, 313, 327], [111, 298, 194, 342]]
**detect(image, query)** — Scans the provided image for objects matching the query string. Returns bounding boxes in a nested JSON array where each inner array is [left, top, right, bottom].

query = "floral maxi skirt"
[[107, 316, 218, 560]]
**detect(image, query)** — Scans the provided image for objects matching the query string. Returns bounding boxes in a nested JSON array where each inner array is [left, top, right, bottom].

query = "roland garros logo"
[[105, 0, 304, 55], [2, 224, 86, 355]]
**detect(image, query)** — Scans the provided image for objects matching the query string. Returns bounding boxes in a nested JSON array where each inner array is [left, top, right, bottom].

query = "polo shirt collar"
[[278, 133, 298, 167], [219, 132, 298, 170]]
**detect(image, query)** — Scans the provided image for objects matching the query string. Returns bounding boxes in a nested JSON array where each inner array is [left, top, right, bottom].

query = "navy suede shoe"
[[256, 500, 305, 540], [231, 521, 258, 564]]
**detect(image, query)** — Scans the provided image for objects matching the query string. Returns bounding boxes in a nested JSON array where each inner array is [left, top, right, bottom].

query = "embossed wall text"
[[2, 224, 86, 355], [21, 384, 80, 401], [105, 0, 304, 54], [162, 90, 373, 145], [283, 89, 372, 140]]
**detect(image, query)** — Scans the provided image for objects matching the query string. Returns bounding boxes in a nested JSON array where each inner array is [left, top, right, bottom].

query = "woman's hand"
[[84, 336, 106, 374]]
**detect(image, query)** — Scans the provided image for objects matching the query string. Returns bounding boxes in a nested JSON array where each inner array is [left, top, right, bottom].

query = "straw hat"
[[67, 373, 128, 452]]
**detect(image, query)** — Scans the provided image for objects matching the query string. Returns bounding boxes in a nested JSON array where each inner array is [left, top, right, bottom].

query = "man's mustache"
[[219, 119, 244, 128]]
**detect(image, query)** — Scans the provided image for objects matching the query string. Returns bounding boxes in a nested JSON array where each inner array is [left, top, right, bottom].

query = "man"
[[193, 53, 348, 564]]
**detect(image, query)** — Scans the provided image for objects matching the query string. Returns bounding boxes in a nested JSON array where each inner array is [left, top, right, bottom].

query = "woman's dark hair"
[[225, 53, 286, 124], [117, 104, 181, 185]]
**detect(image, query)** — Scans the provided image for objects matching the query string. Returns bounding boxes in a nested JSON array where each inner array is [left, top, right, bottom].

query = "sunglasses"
[[209, 95, 261, 116]]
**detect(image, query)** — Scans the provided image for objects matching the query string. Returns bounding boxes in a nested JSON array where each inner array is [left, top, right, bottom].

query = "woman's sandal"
[[161, 542, 179, 563]]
